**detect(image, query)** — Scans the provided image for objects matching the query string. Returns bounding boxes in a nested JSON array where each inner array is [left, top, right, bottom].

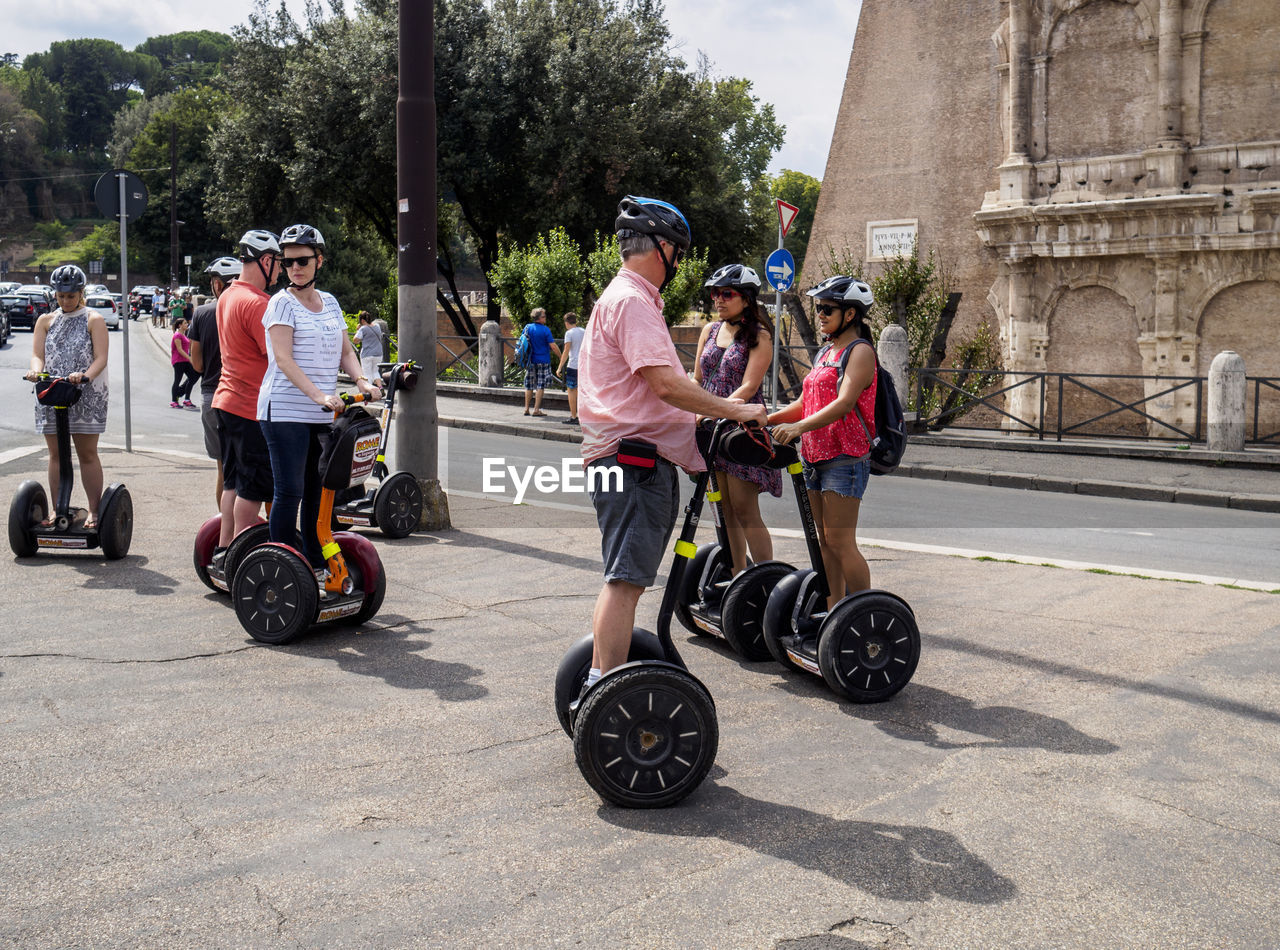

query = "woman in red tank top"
[[768, 276, 878, 608]]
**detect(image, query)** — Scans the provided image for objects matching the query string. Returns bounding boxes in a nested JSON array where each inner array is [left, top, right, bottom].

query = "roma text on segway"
[[9, 374, 132, 559], [761, 432, 921, 702], [330, 361, 425, 538], [553, 423, 761, 808], [231, 392, 387, 644], [673, 421, 798, 661]]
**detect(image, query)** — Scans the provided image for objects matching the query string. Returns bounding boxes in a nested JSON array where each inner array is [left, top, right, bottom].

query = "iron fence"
[[433, 336, 1280, 446]]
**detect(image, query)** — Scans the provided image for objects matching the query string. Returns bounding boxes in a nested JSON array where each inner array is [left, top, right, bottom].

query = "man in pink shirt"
[[578, 196, 767, 689]]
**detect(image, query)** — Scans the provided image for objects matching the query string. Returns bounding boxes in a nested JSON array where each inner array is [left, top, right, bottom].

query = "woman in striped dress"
[[257, 224, 381, 572]]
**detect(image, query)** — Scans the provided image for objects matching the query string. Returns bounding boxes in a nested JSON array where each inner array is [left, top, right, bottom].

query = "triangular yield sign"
[[776, 199, 800, 237]]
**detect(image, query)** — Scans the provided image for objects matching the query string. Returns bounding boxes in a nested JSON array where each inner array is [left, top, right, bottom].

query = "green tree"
[[135, 31, 234, 95], [770, 169, 820, 273], [23, 39, 159, 151], [490, 227, 586, 335], [584, 233, 709, 327]]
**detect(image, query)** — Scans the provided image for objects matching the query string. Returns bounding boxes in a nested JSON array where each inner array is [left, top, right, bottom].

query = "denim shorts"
[[589, 454, 680, 587], [802, 455, 871, 499], [564, 367, 578, 390]]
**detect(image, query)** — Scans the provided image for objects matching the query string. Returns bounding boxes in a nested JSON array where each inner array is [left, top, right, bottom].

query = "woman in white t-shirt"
[[258, 224, 381, 572]]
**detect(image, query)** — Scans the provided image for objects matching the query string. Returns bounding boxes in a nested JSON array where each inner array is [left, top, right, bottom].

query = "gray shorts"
[[201, 391, 221, 461], [589, 455, 680, 587]]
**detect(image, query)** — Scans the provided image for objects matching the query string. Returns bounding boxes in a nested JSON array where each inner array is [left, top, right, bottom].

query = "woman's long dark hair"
[[729, 290, 774, 350]]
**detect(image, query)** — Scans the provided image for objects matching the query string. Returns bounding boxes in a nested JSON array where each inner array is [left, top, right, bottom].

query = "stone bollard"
[[877, 323, 910, 412], [1207, 350, 1246, 452], [478, 319, 504, 388]]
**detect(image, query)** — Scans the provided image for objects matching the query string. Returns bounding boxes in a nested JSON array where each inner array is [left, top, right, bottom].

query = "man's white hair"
[[619, 234, 652, 261]]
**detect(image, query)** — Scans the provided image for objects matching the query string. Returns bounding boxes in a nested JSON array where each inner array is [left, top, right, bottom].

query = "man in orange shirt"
[[211, 230, 281, 560]]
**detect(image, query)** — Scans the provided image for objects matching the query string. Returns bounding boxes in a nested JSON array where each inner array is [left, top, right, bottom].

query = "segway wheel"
[[233, 544, 318, 645], [817, 591, 921, 703], [374, 472, 422, 539], [224, 521, 271, 582], [97, 485, 133, 560], [761, 569, 812, 673], [553, 628, 667, 737], [721, 561, 795, 662], [675, 543, 728, 636], [192, 515, 222, 590], [350, 557, 387, 625], [8, 480, 47, 557], [573, 665, 718, 809]]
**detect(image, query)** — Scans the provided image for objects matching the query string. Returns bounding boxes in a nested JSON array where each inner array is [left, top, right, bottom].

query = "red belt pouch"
[[616, 437, 658, 469]]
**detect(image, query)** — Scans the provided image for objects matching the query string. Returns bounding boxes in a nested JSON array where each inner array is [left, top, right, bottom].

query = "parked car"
[[4, 289, 54, 330], [0, 308, 9, 345], [0, 281, 20, 295], [86, 294, 122, 330], [130, 285, 159, 317], [85, 283, 110, 296]]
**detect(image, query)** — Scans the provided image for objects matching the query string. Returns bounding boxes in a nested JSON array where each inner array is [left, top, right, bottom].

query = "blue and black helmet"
[[615, 196, 691, 251]]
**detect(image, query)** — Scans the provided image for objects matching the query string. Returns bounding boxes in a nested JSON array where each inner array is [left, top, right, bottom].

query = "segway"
[[231, 394, 387, 645], [330, 361, 424, 538], [553, 423, 748, 808], [8, 375, 132, 559], [761, 435, 921, 702], [673, 424, 796, 661], [193, 515, 270, 594]]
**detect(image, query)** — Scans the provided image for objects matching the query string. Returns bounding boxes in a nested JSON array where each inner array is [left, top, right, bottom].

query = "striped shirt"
[[256, 289, 347, 424]]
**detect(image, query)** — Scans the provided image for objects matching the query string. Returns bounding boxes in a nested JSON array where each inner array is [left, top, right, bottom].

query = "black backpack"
[[823, 337, 907, 475]]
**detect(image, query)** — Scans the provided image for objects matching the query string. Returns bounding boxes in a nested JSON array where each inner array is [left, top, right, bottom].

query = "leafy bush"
[[585, 232, 708, 327]]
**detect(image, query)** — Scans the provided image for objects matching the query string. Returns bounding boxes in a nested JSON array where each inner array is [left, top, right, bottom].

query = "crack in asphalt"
[[1133, 793, 1280, 848], [0, 646, 258, 664]]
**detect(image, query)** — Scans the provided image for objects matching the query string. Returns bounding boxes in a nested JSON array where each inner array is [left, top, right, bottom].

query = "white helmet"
[[237, 229, 281, 262], [204, 257, 242, 279], [704, 263, 762, 293]]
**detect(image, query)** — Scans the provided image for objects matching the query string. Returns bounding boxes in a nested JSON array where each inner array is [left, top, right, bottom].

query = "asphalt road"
[[3, 322, 1277, 587]]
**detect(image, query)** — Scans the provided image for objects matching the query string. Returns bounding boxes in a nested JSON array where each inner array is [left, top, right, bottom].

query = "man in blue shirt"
[[522, 307, 561, 416]]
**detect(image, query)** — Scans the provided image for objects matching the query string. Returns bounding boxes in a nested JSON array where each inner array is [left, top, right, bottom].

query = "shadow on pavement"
[[928, 631, 1280, 727], [445, 529, 602, 573], [601, 778, 1017, 905], [276, 617, 489, 701], [63, 555, 180, 595], [843, 683, 1119, 754]]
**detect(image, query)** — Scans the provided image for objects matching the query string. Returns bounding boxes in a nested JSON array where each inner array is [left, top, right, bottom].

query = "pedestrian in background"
[[169, 316, 199, 409], [24, 265, 110, 530], [693, 264, 781, 575], [521, 307, 560, 417], [556, 311, 584, 426], [353, 311, 383, 383]]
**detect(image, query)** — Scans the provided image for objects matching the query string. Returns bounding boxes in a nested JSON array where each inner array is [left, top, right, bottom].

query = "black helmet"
[[704, 263, 761, 293], [280, 224, 326, 251], [615, 196, 691, 251], [806, 275, 874, 311], [50, 264, 87, 294], [237, 229, 281, 261]]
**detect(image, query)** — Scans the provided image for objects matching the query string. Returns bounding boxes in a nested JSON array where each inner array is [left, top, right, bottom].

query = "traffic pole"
[[117, 172, 132, 453], [771, 220, 782, 410], [396, 0, 450, 528]]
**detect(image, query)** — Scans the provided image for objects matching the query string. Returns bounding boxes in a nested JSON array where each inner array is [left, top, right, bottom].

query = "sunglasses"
[[709, 288, 739, 300], [280, 255, 317, 269], [814, 303, 843, 317]]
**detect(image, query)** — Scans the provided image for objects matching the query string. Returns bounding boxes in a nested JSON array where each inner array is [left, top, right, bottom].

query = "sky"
[[3, 0, 863, 180]]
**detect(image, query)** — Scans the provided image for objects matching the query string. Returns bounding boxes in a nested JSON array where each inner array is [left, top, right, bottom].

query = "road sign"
[[93, 170, 148, 222], [776, 199, 800, 237], [765, 248, 796, 292]]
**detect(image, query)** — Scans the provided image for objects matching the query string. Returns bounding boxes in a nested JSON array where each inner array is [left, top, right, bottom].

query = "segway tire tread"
[[374, 472, 422, 539], [721, 561, 795, 662], [97, 485, 133, 560], [817, 591, 920, 703], [233, 545, 318, 645], [8, 481, 47, 557], [573, 665, 718, 809]]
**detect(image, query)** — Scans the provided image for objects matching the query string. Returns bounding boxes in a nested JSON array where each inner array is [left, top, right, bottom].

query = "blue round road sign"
[[765, 248, 796, 292]]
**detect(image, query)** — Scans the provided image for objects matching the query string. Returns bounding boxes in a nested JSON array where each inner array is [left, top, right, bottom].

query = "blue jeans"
[[260, 419, 328, 569]]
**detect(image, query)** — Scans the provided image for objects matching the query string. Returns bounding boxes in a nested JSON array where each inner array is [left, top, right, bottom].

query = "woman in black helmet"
[[23, 264, 110, 528], [693, 263, 782, 575], [768, 275, 878, 605]]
